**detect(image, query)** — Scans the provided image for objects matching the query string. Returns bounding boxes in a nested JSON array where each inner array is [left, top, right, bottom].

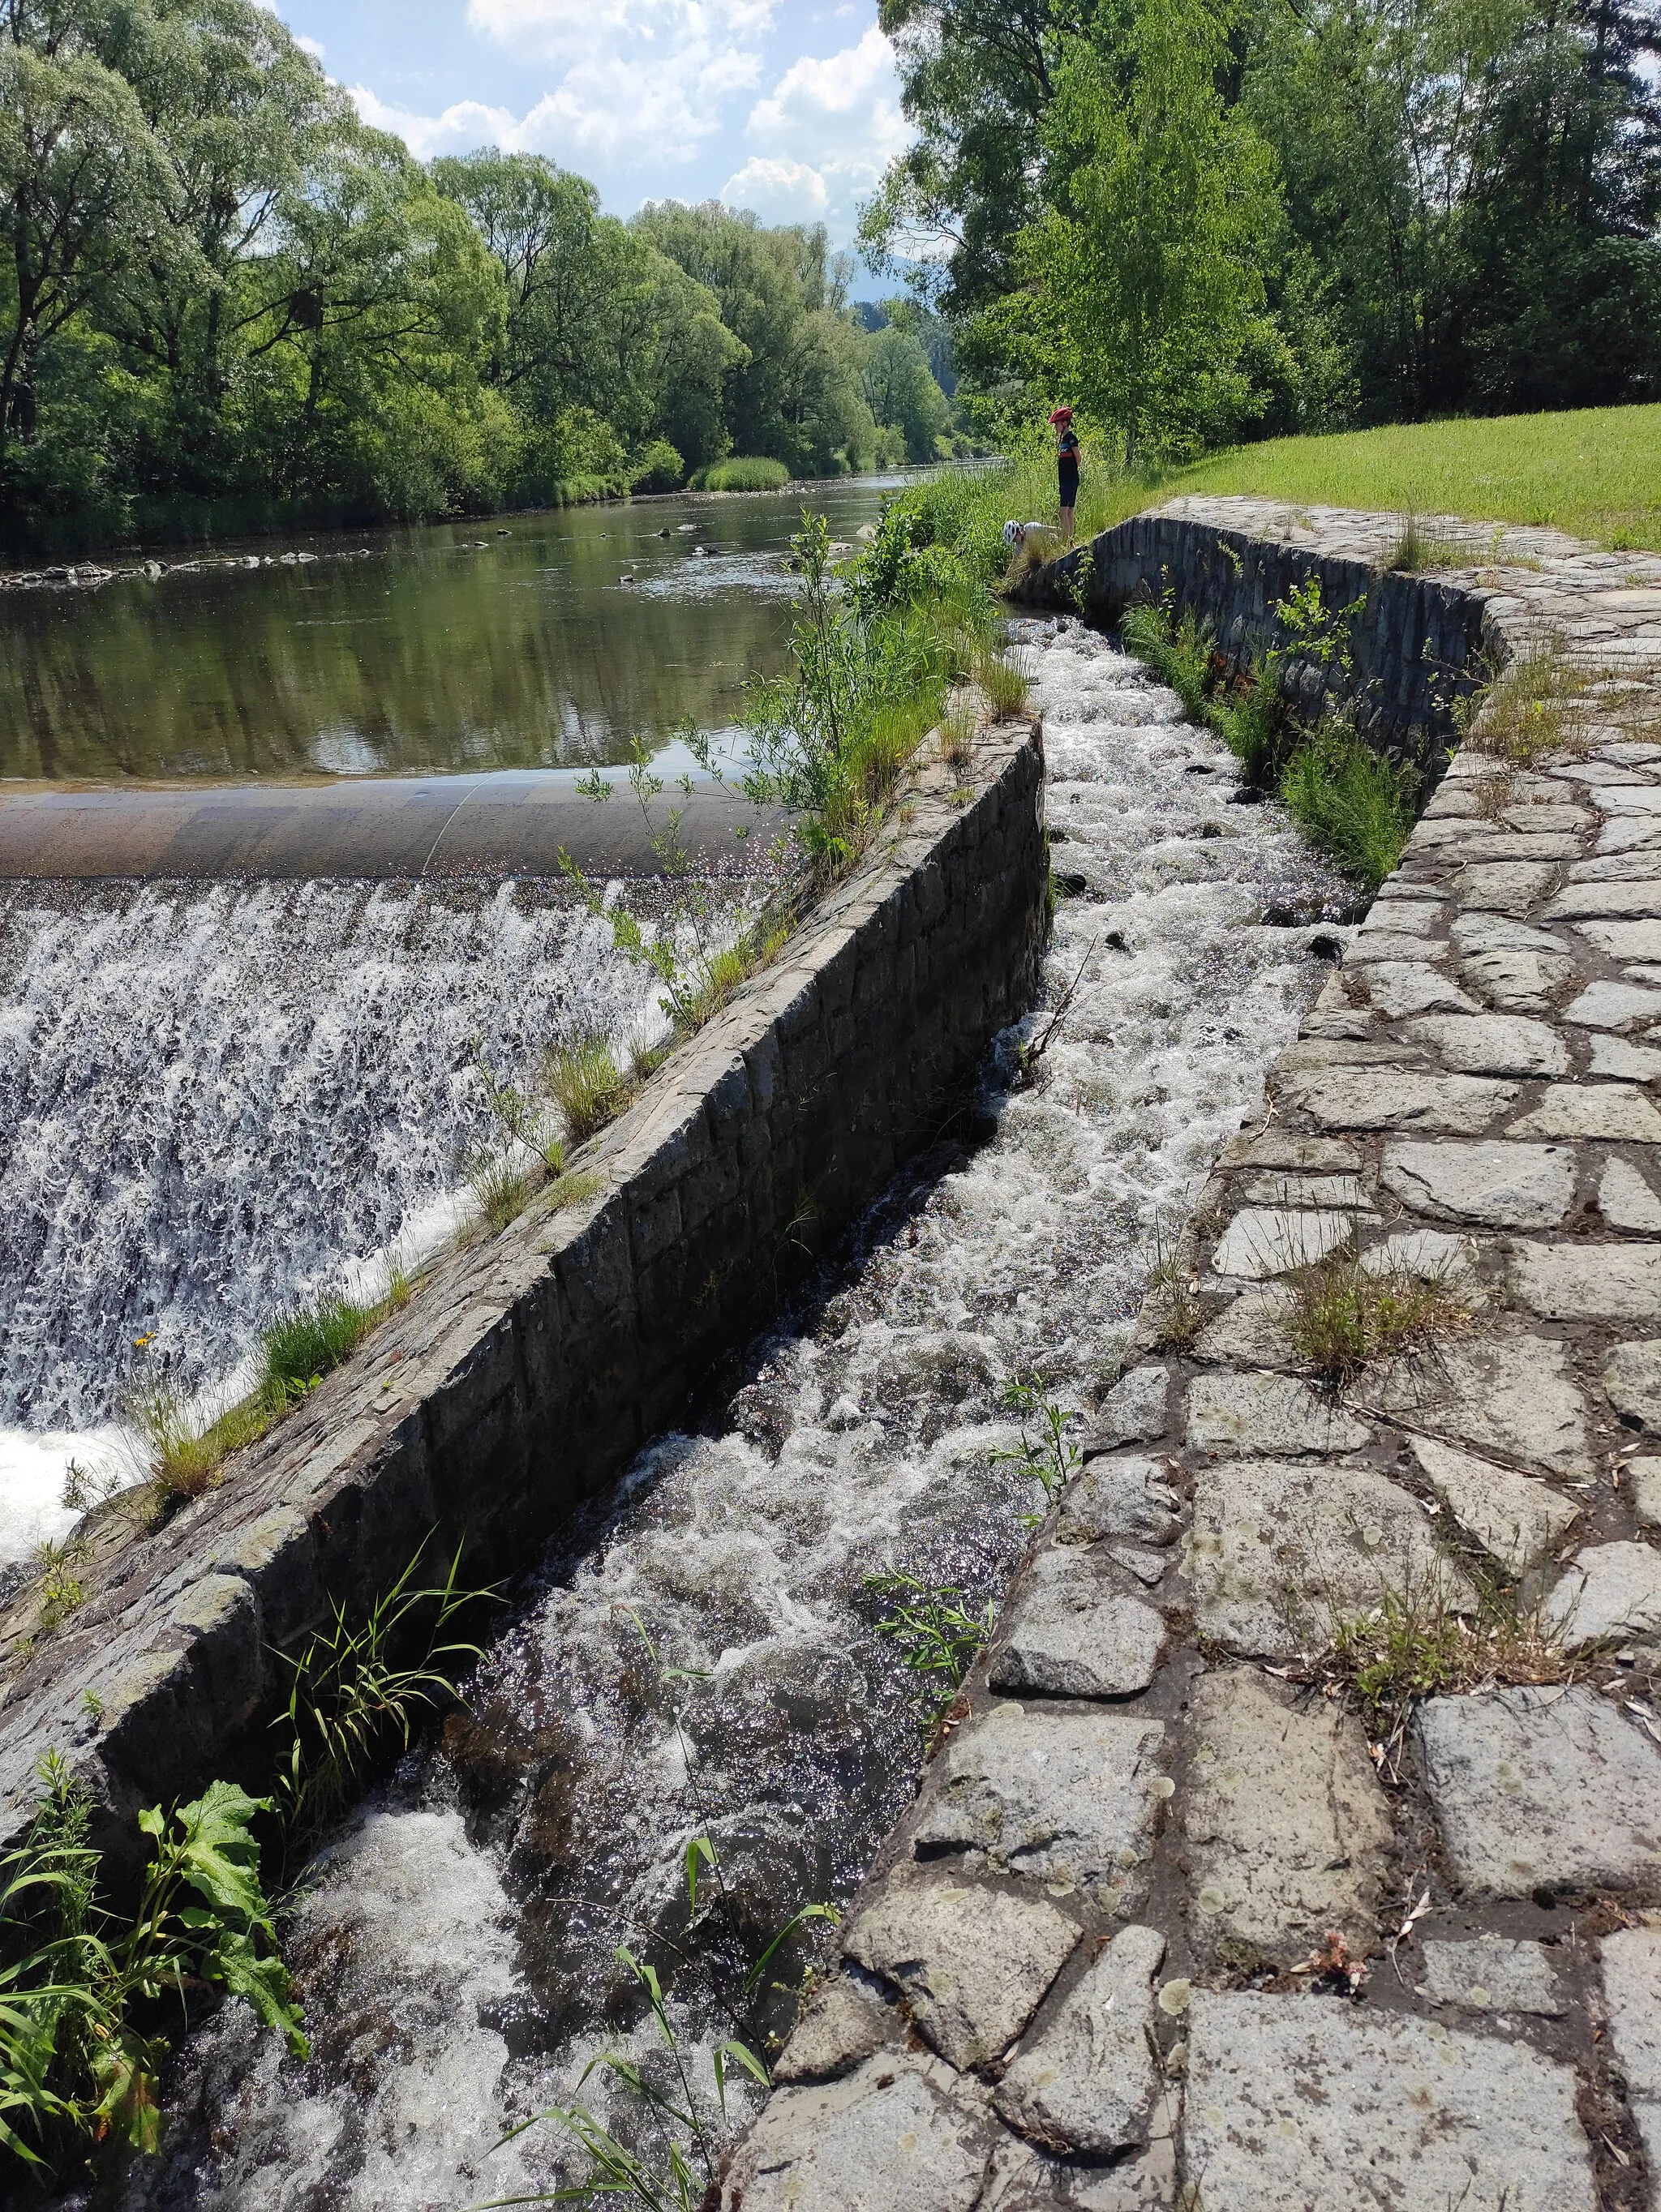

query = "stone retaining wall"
[[1011, 494, 1661, 789], [732, 507, 1661, 2210], [0, 725, 1047, 1863]]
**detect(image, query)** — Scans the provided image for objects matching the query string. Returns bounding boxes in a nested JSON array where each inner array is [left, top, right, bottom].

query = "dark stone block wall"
[[0, 727, 1047, 1862]]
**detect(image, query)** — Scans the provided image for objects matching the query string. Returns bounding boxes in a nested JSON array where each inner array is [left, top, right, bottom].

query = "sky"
[[270, 0, 912, 259]]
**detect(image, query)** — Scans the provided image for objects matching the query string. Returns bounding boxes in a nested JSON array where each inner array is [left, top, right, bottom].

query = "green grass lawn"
[[1032, 401, 1661, 552]]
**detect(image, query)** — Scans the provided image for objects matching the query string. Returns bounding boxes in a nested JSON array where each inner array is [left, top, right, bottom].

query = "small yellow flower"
[[133, 1334, 155, 1348]]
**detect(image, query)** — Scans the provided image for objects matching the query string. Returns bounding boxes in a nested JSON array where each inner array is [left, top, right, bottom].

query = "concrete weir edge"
[[0, 723, 1046, 1860]]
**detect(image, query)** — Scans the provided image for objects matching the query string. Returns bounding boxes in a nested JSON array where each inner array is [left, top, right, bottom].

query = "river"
[[67, 614, 1352, 2212]]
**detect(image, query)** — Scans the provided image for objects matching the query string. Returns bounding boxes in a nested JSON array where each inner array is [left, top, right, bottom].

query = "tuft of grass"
[[260, 1294, 376, 1408], [690, 457, 791, 493], [1287, 1245, 1474, 1387], [974, 649, 1031, 722], [1144, 1219, 1204, 1349], [1328, 1565, 1583, 1738], [1278, 722, 1416, 893], [1120, 600, 1212, 719], [1387, 514, 1473, 572], [32, 1537, 88, 1633], [1462, 634, 1594, 767], [939, 701, 977, 778], [125, 1375, 271, 1507], [468, 1155, 539, 1237], [546, 1030, 634, 1145]]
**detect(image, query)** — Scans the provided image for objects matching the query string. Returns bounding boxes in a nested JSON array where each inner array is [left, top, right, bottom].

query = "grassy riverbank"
[[998, 402, 1661, 554]]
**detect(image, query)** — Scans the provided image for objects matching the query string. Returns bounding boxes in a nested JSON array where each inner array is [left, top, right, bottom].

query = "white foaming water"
[[95, 624, 1354, 2211], [0, 877, 673, 1564]]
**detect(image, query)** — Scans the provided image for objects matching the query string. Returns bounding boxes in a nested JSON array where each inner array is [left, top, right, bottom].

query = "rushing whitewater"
[[72, 618, 1353, 2212], [0, 878, 677, 1560]]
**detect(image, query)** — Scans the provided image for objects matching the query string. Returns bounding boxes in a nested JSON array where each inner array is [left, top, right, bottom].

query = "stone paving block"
[[1606, 1337, 1661, 1430], [994, 1923, 1165, 2155], [1278, 1067, 1517, 1132], [1183, 1668, 1392, 1964], [719, 2051, 991, 2211], [1186, 1371, 1372, 1457], [773, 1976, 891, 2083], [1187, 1459, 1462, 1657], [1360, 1228, 1474, 1277], [1511, 1082, 1661, 1141], [1512, 1237, 1661, 1318], [988, 1547, 1166, 1699], [1564, 979, 1661, 1028], [846, 1875, 1081, 2073], [912, 1700, 1167, 1908], [1461, 947, 1578, 1010], [1577, 917, 1661, 961], [1218, 1130, 1362, 1172], [1182, 1990, 1596, 2212], [1588, 1033, 1661, 1082], [1600, 1927, 1661, 2187], [1417, 1686, 1661, 1893], [1405, 1433, 1580, 1570], [1081, 1365, 1170, 1451], [1418, 1935, 1564, 2014], [1457, 860, 1562, 913], [1376, 1324, 1591, 1476], [1545, 1541, 1661, 1646], [1191, 1287, 1293, 1368], [1358, 898, 1443, 936], [1056, 1456, 1181, 1546], [1211, 1207, 1358, 1276], [1340, 963, 1480, 1018], [1401, 1013, 1569, 1075], [1547, 878, 1661, 918], [1241, 1172, 1368, 1207], [1378, 1138, 1575, 1226]]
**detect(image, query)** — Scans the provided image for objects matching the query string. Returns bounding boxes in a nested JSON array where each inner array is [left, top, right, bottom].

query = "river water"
[[79, 617, 1352, 2212]]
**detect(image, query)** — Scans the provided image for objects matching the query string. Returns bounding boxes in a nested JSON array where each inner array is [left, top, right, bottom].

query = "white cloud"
[[294, 31, 325, 59], [721, 156, 829, 221], [350, 87, 521, 161], [740, 26, 909, 238]]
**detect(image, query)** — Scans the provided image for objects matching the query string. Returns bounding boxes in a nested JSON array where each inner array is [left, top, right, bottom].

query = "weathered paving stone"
[[1589, 1032, 1661, 1082], [1419, 1935, 1564, 2014], [1339, 963, 1480, 1018], [988, 1547, 1166, 1699], [1182, 1668, 1392, 1964], [1187, 1459, 1461, 1657], [1457, 860, 1561, 913], [1511, 1082, 1661, 1141], [912, 1700, 1167, 1909], [1417, 1686, 1661, 1893], [1277, 1067, 1517, 1132], [773, 1976, 891, 2083], [994, 1923, 1165, 2154], [1186, 1371, 1372, 1457], [1056, 1455, 1180, 1545], [1545, 1541, 1661, 1646], [1406, 1433, 1580, 1571], [1577, 916, 1661, 961], [1563, 979, 1661, 1028], [1080, 1365, 1170, 1451], [1190, 1285, 1294, 1367], [1600, 1927, 1661, 2184], [1460, 946, 1578, 1010], [1378, 1138, 1575, 1227], [1512, 1237, 1661, 1319], [1220, 1130, 1362, 1172], [1401, 1013, 1569, 1076], [1605, 1337, 1661, 1429], [719, 2051, 990, 2210], [1547, 878, 1661, 918], [846, 1875, 1080, 2072], [1241, 1172, 1368, 1206], [1375, 1323, 1592, 1476], [1182, 1990, 1597, 2211], [1211, 1207, 1358, 1276], [1601, 1160, 1661, 1232], [1631, 1458, 1661, 1523]]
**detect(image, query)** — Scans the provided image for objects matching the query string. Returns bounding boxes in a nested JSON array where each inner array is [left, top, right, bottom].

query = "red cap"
[[1048, 406, 1074, 424]]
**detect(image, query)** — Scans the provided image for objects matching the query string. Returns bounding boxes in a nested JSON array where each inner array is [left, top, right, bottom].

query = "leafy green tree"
[[981, 0, 1283, 460], [862, 323, 955, 458]]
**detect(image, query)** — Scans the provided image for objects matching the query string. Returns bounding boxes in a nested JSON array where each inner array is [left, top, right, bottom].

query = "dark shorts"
[[1058, 465, 1079, 504]]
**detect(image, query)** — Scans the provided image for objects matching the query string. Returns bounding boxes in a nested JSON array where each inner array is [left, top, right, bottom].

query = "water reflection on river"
[[0, 477, 909, 784]]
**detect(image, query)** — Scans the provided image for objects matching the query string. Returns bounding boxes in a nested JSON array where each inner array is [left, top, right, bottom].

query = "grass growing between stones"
[[1461, 633, 1598, 769], [1286, 1247, 1474, 1389], [1144, 1219, 1204, 1350]]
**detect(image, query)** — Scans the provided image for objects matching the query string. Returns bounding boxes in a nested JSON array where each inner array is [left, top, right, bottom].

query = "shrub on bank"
[[691, 457, 792, 492]]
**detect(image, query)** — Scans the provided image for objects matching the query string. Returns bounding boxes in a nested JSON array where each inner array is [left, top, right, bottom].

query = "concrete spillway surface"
[[0, 773, 785, 881], [90, 620, 1352, 2212]]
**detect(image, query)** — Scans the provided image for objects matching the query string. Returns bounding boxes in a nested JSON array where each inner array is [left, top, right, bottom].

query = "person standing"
[[1050, 407, 1081, 542]]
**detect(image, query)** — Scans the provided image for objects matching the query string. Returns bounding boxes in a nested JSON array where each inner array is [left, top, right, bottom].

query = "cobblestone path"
[[725, 527, 1661, 2211]]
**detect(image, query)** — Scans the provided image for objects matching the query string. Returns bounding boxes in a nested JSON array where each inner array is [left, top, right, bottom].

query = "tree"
[[983, 0, 1283, 459], [861, 324, 955, 458]]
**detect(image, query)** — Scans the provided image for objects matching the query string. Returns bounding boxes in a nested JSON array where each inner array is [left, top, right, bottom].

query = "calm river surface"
[[0, 477, 908, 784]]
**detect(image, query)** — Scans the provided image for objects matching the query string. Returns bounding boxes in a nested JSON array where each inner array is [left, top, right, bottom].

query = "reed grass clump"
[[1287, 1245, 1474, 1387], [1278, 722, 1416, 891], [691, 457, 791, 492], [1462, 634, 1594, 766], [1328, 1566, 1581, 1736], [1387, 514, 1472, 572], [260, 1293, 377, 1406], [546, 1031, 633, 1144]]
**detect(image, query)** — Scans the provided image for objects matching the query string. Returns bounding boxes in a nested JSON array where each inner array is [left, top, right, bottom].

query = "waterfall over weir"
[[0, 876, 671, 1562], [61, 619, 1354, 2212]]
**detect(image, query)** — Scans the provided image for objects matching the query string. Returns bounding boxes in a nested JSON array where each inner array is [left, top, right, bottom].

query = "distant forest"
[[0, 0, 965, 555], [864, 0, 1661, 461]]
